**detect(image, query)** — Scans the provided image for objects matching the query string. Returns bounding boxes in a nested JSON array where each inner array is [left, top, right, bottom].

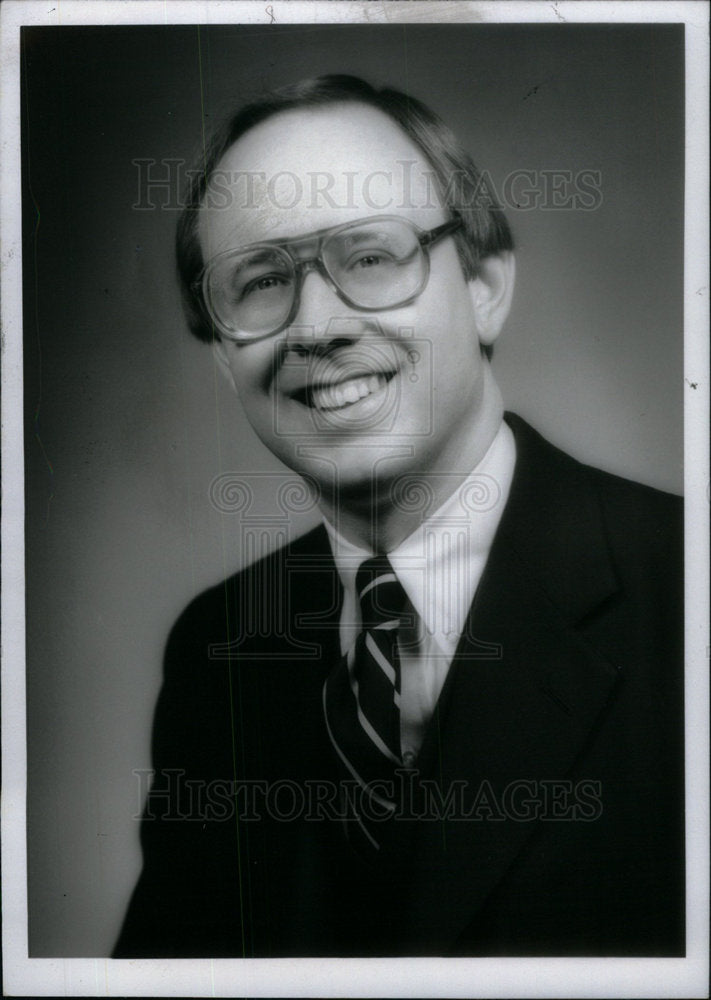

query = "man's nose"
[[286, 267, 369, 348]]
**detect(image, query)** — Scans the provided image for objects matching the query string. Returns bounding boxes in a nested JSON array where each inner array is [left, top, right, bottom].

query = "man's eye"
[[240, 274, 290, 297], [348, 251, 395, 270]]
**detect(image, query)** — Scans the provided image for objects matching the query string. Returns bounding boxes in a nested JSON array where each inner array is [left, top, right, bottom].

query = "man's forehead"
[[197, 103, 446, 259]]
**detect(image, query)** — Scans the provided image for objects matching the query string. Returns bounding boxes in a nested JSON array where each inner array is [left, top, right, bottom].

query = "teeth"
[[310, 373, 389, 411]]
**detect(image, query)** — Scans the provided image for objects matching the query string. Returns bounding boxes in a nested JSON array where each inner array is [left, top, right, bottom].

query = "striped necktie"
[[323, 555, 408, 852]]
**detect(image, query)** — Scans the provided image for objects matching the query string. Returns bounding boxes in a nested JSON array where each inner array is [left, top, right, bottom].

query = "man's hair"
[[176, 74, 513, 353]]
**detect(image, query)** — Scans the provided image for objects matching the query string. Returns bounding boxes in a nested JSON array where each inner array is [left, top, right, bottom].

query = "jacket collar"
[[495, 412, 620, 623], [293, 412, 621, 663], [375, 413, 623, 951]]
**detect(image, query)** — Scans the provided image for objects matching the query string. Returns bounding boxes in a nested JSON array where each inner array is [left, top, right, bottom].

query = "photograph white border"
[[2, 2, 708, 997]]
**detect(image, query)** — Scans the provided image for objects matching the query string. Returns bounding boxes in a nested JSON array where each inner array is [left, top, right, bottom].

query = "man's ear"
[[212, 340, 239, 393], [468, 251, 516, 346]]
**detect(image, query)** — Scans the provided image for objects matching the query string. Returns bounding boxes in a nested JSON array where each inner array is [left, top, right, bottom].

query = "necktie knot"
[[356, 555, 407, 631]]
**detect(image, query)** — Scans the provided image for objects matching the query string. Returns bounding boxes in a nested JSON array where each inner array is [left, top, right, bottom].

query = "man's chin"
[[288, 446, 427, 506]]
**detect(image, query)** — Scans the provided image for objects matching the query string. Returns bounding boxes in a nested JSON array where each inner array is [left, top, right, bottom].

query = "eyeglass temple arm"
[[418, 217, 463, 248]]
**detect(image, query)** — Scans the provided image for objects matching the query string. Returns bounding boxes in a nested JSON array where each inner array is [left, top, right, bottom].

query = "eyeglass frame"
[[192, 214, 464, 343]]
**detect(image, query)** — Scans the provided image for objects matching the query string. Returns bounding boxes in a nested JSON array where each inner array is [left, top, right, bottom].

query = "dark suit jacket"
[[113, 414, 684, 958]]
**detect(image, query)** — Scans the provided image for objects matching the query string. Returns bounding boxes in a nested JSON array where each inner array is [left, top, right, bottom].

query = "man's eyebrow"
[[341, 227, 390, 244], [239, 247, 291, 264], [234, 220, 391, 256], [236, 230, 320, 254]]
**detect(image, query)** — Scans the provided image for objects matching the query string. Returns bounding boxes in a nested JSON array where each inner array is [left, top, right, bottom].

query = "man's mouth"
[[293, 370, 397, 411]]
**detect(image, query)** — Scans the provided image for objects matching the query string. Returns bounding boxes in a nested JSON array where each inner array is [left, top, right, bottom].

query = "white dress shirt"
[[323, 419, 516, 763]]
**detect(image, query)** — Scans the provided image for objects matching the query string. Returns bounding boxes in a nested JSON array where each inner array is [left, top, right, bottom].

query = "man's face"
[[199, 104, 504, 501]]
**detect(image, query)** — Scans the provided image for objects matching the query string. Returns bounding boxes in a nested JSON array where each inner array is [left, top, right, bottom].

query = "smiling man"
[[114, 76, 684, 958], [196, 91, 513, 547]]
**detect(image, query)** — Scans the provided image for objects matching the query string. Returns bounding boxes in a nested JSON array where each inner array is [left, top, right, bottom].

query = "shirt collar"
[[323, 419, 516, 652]]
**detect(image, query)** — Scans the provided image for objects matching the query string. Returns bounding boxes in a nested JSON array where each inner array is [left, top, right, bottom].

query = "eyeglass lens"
[[205, 218, 427, 339]]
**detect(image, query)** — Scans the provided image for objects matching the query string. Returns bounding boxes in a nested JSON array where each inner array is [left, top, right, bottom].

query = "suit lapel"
[[386, 415, 623, 952]]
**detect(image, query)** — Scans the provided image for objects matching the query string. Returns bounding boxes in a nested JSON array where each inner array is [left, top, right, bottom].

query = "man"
[[113, 75, 684, 958]]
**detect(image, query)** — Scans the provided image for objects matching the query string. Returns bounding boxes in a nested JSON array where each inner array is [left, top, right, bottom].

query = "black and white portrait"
[[3, 4, 708, 997]]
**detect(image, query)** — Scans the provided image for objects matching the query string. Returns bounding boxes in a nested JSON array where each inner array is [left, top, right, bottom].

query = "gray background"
[[22, 23, 683, 955]]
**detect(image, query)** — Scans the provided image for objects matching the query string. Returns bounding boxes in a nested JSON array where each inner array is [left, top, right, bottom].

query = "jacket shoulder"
[[169, 525, 330, 635], [505, 411, 682, 551], [581, 460, 682, 565], [162, 523, 335, 685], [584, 461, 681, 515]]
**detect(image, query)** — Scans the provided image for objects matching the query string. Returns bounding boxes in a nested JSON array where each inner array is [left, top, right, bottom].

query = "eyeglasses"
[[195, 214, 462, 342]]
